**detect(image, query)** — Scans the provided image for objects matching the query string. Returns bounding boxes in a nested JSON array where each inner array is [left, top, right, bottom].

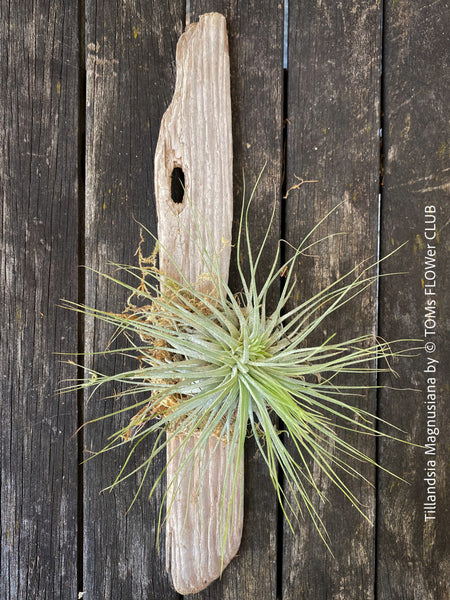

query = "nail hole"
[[171, 167, 185, 204]]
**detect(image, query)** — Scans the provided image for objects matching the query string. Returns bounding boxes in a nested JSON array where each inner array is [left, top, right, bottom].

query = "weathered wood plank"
[[377, 1, 450, 598], [84, 2, 185, 598], [155, 12, 233, 292], [0, 2, 80, 598], [187, 2, 285, 599], [165, 436, 243, 595], [283, 1, 382, 598], [154, 13, 243, 595]]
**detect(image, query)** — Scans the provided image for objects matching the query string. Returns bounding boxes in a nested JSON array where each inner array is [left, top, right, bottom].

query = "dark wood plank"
[[377, 1, 450, 598], [0, 2, 80, 598], [83, 2, 185, 598], [187, 2, 284, 599], [283, 1, 382, 598]]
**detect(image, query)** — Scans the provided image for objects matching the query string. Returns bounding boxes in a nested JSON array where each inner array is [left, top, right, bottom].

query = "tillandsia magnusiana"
[[62, 178, 420, 555]]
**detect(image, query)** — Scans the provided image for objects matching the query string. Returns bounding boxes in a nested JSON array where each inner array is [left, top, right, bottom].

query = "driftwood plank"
[[83, 2, 184, 598], [188, 2, 285, 599], [165, 437, 243, 595], [0, 2, 80, 598], [377, 1, 450, 598], [154, 13, 243, 594], [283, 1, 382, 598], [155, 13, 233, 292]]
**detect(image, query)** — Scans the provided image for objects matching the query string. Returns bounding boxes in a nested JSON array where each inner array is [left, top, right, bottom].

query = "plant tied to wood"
[[63, 178, 419, 552]]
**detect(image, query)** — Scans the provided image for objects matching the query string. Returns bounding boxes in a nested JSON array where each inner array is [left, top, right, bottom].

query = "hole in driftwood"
[[171, 167, 185, 204]]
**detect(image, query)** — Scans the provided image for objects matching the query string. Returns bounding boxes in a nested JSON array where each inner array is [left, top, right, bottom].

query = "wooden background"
[[1, 1, 449, 598]]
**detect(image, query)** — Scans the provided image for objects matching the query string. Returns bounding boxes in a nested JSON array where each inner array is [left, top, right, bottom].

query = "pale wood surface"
[[165, 435, 244, 595], [154, 13, 243, 594], [155, 12, 233, 293]]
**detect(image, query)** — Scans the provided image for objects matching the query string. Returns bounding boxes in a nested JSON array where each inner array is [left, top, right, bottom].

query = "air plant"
[[63, 180, 418, 552]]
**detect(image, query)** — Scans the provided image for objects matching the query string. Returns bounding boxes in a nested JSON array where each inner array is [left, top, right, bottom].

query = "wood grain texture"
[[377, 1, 450, 598], [187, 2, 284, 599], [154, 13, 243, 594], [155, 12, 233, 292], [0, 1, 80, 598], [283, 1, 382, 598], [165, 435, 244, 595], [4, 2, 448, 598], [84, 2, 185, 598]]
